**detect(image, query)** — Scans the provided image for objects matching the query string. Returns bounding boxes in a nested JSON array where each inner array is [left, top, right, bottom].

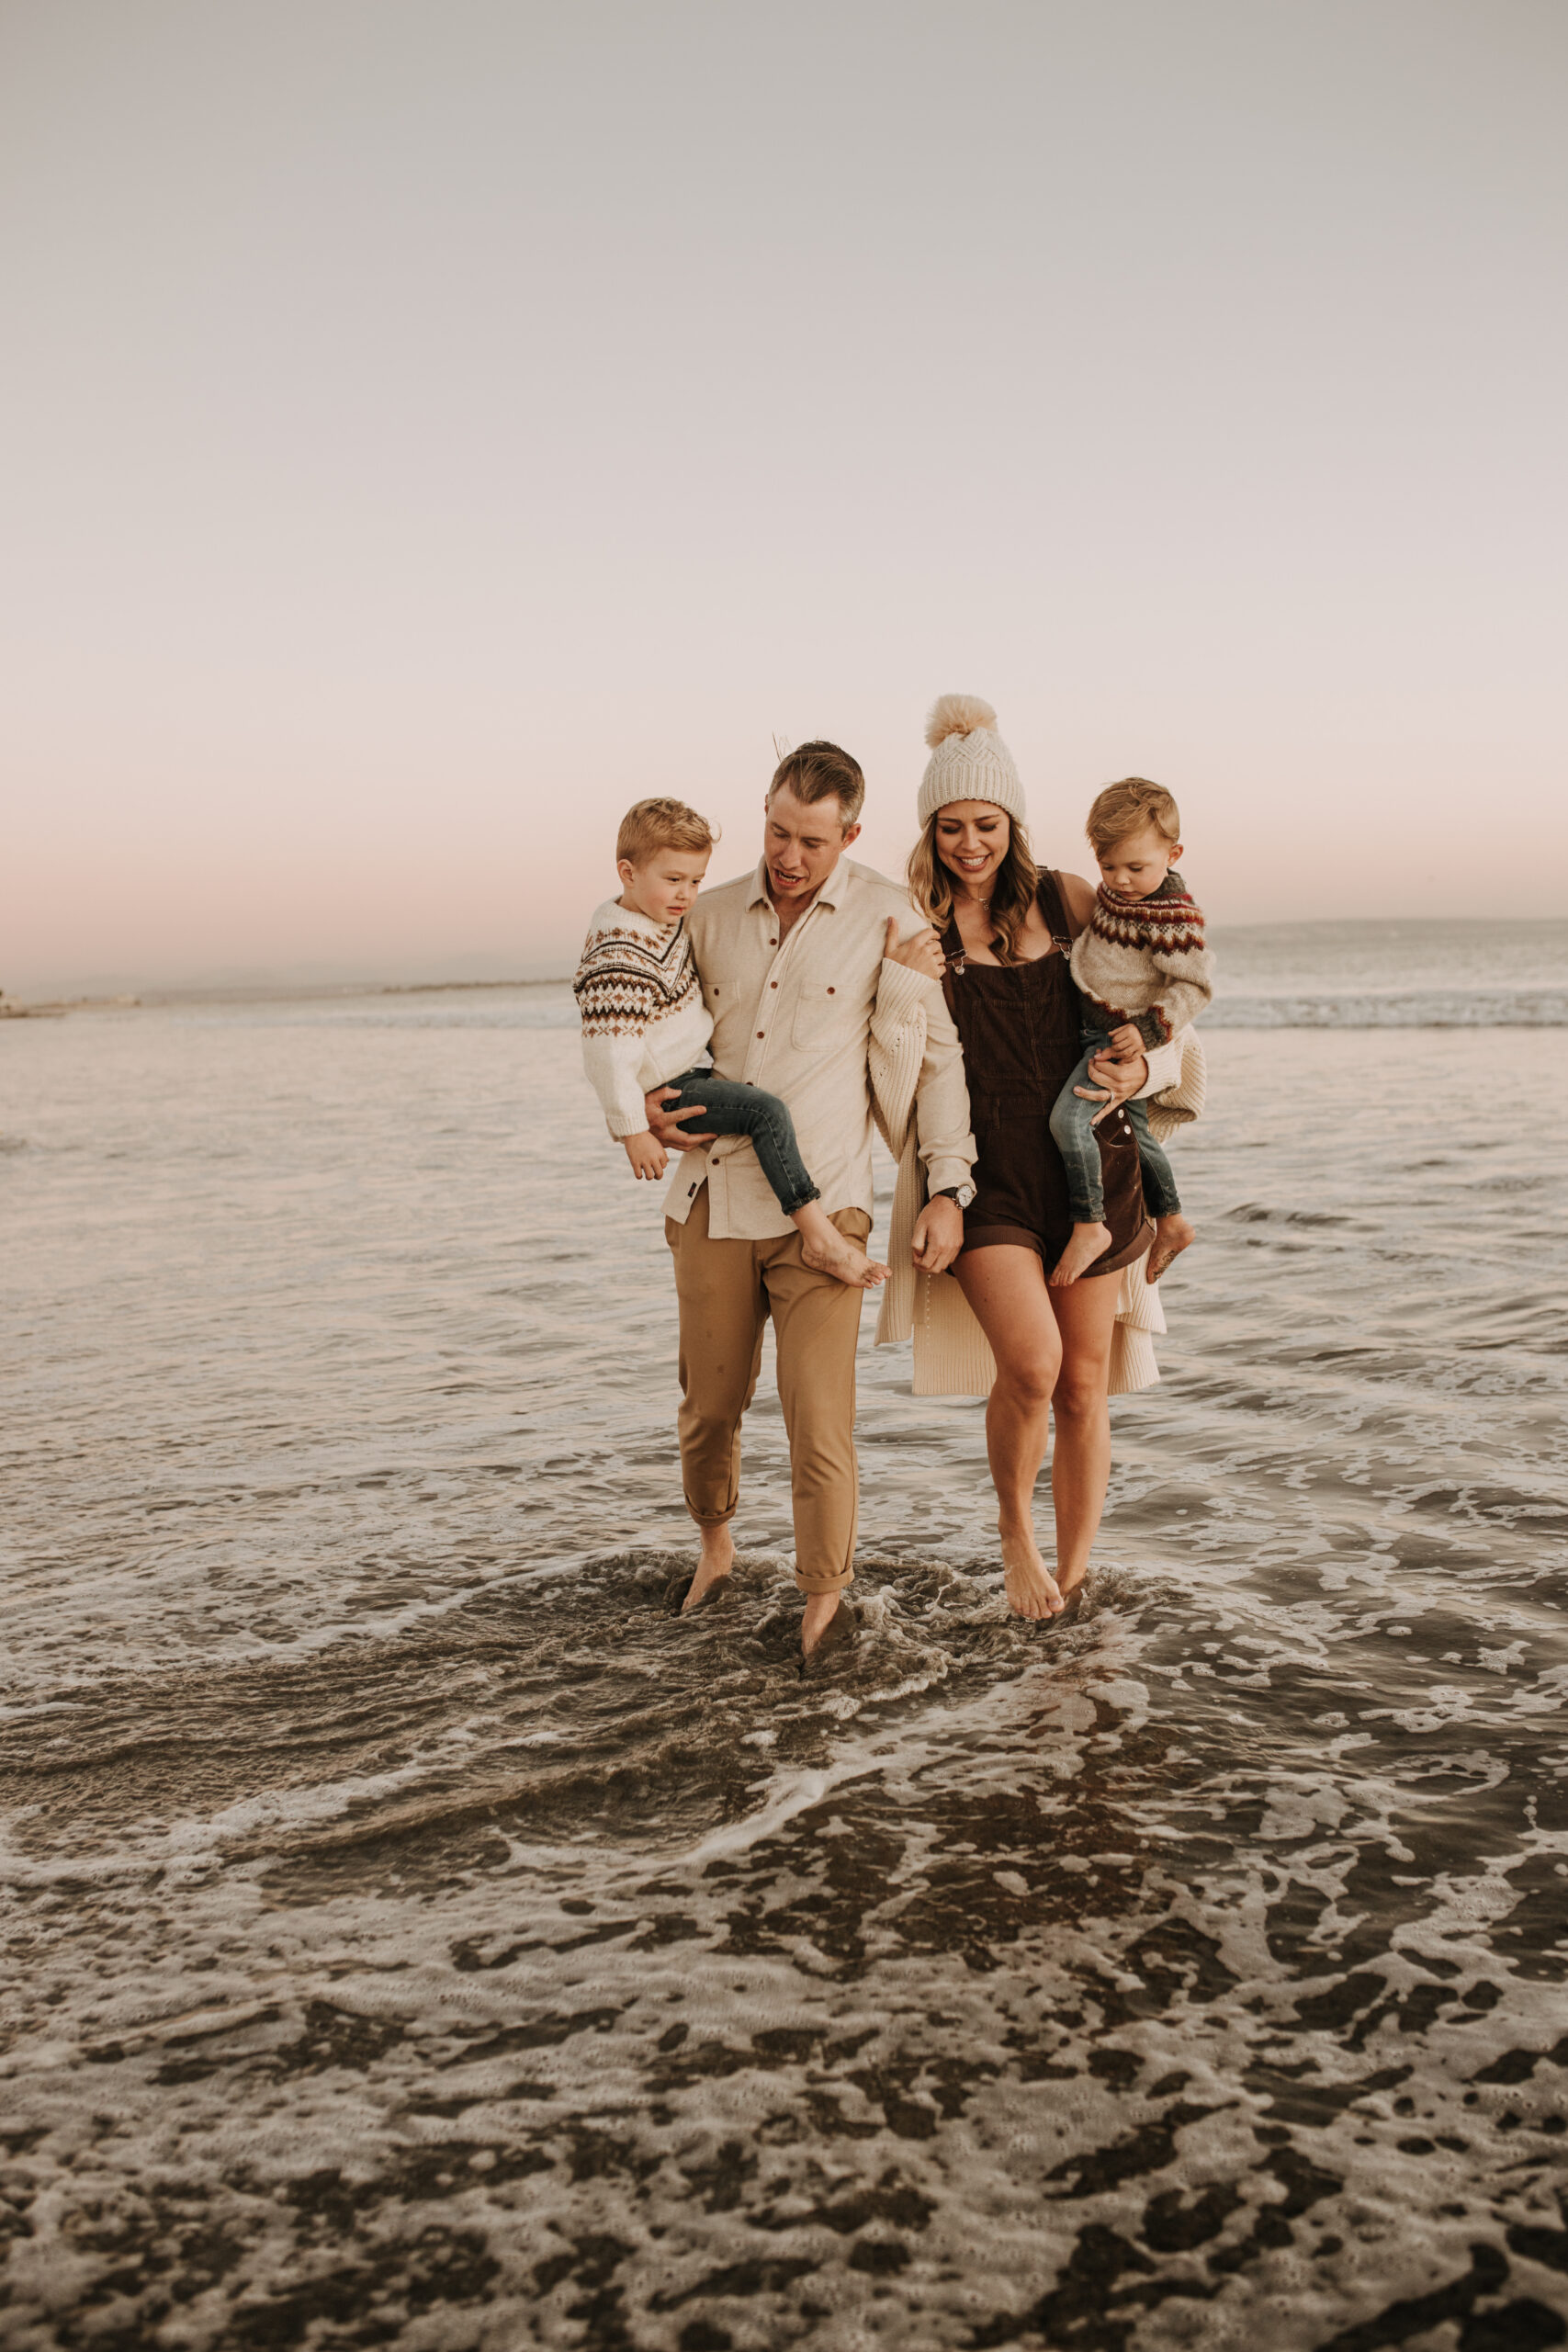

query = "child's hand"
[[1108, 1023, 1144, 1057], [624, 1131, 669, 1181]]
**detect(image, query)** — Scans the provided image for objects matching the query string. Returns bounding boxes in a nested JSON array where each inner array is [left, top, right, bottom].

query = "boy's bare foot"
[[998, 1527, 1065, 1618], [794, 1205, 888, 1288], [682, 1522, 734, 1613], [802, 1234, 889, 1288], [1049, 1222, 1111, 1287], [1146, 1213, 1196, 1283]]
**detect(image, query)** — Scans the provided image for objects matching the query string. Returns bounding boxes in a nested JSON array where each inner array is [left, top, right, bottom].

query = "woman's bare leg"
[[954, 1245, 1065, 1618], [1044, 1272, 1122, 1596]]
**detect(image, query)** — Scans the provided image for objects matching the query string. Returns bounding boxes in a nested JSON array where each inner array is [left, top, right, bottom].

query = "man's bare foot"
[[1145, 1214, 1196, 1283], [682, 1522, 734, 1613], [801, 1590, 844, 1655], [1049, 1221, 1111, 1287], [998, 1528, 1065, 1618]]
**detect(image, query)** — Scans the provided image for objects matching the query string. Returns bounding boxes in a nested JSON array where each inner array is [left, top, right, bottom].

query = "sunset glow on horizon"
[[3, 1, 1564, 995]]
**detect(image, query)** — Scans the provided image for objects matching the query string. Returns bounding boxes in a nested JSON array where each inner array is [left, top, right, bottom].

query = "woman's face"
[[934, 801, 1010, 892]]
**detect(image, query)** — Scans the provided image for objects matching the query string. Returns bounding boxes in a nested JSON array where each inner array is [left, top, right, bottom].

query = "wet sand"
[[2, 995, 1565, 2347]]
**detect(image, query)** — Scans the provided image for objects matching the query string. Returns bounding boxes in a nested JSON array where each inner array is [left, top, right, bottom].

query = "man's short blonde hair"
[[768, 740, 866, 828], [616, 797, 717, 865], [1086, 777, 1181, 854]]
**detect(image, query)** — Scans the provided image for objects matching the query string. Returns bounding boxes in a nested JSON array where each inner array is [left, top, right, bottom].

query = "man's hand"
[[883, 915, 946, 983], [1077, 1046, 1148, 1128], [645, 1086, 716, 1150], [911, 1194, 964, 1273], [623, 1130, 668, 1181]]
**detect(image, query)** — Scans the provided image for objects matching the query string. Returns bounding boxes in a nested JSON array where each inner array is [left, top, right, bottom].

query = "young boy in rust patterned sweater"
[[1049, 778, 1213, 1286]]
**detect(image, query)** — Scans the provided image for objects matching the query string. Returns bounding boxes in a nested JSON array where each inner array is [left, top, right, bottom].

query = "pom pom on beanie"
[[925, 693, 998, 750], [918, 695, 1026, 827]]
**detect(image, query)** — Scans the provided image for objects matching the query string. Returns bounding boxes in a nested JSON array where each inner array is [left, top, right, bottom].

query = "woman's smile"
[[934, 800, 1011, 894]]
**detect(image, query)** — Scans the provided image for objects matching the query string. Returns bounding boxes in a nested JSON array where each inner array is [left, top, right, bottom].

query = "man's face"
[[763, 785, 860, 908]]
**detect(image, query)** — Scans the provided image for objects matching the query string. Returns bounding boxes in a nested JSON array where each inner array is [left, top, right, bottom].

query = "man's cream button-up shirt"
[[662, 856, 976, 1240]]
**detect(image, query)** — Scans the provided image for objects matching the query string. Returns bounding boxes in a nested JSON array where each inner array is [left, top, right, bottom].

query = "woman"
[[888, 695, 1190, 1623]]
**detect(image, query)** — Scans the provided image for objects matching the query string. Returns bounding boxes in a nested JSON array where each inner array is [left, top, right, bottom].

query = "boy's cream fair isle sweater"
[[573, 899, 713, 1138], [1068, 869, 1213, 1049]]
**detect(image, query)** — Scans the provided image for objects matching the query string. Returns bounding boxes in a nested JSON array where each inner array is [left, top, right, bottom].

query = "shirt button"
[[756, 1031, 764, 1039], [770, 981, 777, 989], [827, 986, 835, 995]]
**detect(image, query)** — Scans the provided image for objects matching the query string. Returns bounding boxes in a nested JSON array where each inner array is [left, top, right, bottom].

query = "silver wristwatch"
[[935, 1182, 976, 1210]]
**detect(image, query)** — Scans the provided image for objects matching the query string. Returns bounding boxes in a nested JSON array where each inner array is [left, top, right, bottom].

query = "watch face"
[[953, 1183, 976, 1209]]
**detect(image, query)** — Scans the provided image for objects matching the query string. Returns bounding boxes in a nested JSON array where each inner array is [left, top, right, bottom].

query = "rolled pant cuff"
[[795, 1569, 854, 1596]]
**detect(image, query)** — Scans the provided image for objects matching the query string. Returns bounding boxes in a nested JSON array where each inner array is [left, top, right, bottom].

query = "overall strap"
[[1036, 869, 1076, 952], [939, 910, 964, 1020]]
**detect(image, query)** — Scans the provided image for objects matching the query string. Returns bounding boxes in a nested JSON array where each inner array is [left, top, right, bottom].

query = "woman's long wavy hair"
[[907, 808, 1040, 965]]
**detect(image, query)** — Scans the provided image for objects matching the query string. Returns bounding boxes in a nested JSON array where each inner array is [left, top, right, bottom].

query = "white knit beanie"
[[918, 695, 1026, 826]]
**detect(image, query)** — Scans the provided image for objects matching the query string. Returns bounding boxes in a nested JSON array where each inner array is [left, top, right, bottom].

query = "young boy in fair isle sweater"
[[573, 797, 889, 1290], [1049, 777, 1213, 1287]]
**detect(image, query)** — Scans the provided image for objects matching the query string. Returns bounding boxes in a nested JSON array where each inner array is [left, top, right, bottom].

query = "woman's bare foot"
[[1049, 1221, 1111, 1287], [795, 1204, 888, 1288], [1146, 1213, 1196, 1283], [998, 1527, 1065, 1618], [682, 1522, 734, 1613]]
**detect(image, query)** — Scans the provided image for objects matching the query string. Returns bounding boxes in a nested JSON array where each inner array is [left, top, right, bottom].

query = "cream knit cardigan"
[[870, 987, 1207, 1396]]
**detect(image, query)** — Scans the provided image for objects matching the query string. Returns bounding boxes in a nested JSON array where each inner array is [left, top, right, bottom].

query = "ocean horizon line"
[[6, 912, 1567, 1022]]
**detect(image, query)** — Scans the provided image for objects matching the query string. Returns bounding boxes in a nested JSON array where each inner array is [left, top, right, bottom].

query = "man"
[[647, 740, 973, 1657]]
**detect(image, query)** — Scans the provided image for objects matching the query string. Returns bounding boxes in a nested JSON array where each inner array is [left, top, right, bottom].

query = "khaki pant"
[[665, 1187, 872, 1595]]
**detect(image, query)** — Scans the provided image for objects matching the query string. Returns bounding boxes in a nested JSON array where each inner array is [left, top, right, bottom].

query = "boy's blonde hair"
[[1086, 777, 1181, 854], [616, 797, 717, 865]]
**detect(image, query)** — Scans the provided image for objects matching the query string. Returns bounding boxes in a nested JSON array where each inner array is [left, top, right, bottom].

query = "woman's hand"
[[1077, 1046, 1147, 1127], [883, 916, 946, 983], [911, 1194, 964, 1272]]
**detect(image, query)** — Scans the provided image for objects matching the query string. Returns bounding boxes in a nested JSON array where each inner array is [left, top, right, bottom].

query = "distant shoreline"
[[1, 977, 573, 1017]]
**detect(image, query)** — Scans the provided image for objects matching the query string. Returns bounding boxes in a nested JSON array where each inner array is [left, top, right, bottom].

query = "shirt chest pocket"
[[790, 976, 860, 1048]]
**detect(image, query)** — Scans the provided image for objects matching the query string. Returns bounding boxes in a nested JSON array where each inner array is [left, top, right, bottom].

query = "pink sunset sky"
[[3, 1, 1565, 993]]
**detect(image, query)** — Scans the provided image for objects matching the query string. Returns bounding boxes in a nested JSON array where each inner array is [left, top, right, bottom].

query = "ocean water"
[[3, 925, 1567, 2350]]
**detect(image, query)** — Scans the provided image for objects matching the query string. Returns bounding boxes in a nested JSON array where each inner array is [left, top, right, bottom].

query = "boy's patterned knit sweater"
[[1067, 869, 1213, 1049], [573, 898, 714, 1137]]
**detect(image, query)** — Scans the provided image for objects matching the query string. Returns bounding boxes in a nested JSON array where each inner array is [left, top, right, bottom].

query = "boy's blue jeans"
[[658, 1067, 819, 1218], [1048, 1029, 1182, 1225]]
